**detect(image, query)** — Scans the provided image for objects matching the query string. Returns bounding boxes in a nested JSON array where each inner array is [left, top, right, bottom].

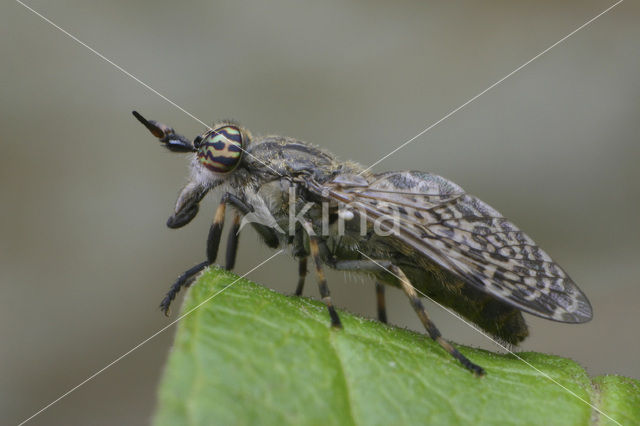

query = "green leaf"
[[154, 268, 639, 426]]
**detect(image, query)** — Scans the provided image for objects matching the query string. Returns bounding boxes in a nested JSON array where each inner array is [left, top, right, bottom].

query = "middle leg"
[[308, 236, 342, 328], [225, 212, 241, 270]]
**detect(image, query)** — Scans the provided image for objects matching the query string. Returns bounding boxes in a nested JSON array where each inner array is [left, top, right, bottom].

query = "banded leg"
[[208, 192, 254, 265], [206, 199, 227, 263], [389, 264, 485, 376], [160, 261, 208, 315], [309, 236, 342, 328], [332, 259, 484, 375], [160, 195, 228, 315], [295, 257, 307, 296], [375, 282, 387, 324], [225, 212, 241, 270]]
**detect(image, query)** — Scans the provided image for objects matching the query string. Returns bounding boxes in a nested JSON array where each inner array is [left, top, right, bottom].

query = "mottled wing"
[[322, 171, 593, 323]]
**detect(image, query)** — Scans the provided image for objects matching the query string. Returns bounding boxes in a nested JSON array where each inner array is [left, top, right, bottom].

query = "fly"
[[133, 111, 592, 376]]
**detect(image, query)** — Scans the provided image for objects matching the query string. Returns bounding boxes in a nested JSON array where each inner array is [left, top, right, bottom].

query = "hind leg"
[[375, 282, 387, 324], [389, 264, 484, 376], [295, 257, 307, 296], [332, 258, 484, 375]]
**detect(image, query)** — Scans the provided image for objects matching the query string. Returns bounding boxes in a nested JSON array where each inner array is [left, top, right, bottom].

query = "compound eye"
[[197, 126, 243, 173]]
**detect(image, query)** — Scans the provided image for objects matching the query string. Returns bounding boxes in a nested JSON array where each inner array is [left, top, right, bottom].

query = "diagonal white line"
[[356, 250, 621, 426], [14, 0, 624, 424], [13, 3, 287, 424], [14, 0, 206, 127], [18, 249, 284, 426], [15, 0, 282, 177], [360, 0, 624, 174]]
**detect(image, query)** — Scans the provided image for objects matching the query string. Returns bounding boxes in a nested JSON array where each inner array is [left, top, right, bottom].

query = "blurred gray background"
[[2, 0, 639, 424]]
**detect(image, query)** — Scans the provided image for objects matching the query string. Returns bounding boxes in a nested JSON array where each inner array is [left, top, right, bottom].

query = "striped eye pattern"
[[197, 126, 243, 173]]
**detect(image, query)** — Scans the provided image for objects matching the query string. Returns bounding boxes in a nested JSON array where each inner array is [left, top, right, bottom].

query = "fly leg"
[[160, 261, 209, 315], [160, 192, 281, 315], [206, 197, 227, 263], [295, 257, 307, 296], [292, 223, 308, 296], [160, 195, 229, 315], [375, 282, 387, 324], [331, 259, 484, 375], [225, 212, 241, 270], [308, 235, 342, 328], [389, 264, 485, 376]]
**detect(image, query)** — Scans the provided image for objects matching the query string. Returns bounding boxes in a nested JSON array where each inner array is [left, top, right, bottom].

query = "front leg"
[[160, 195, 229, 315], [160, 261, 209, 315], [225, 212, 241, 270], [160, 192, 282, 314], [206, 198, 228, 263], [166, 181, 209, 229], [210, 192, 280, 264]]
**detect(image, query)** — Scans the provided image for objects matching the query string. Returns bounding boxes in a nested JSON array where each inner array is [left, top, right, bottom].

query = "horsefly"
[[133, 111, 592, 375]]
